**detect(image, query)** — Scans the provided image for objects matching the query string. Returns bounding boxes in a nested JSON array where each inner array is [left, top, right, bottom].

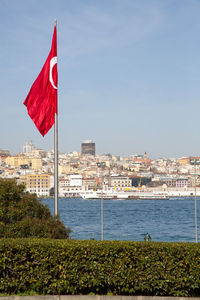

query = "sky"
[[1, 0, 200, 159]]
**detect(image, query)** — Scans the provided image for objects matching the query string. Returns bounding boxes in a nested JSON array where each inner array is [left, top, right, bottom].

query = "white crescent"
[[49, 56, 57, 89]]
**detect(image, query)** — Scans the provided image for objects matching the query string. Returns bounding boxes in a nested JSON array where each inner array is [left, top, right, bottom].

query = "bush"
[[1, 239, 200, 296], [0, 178, 71, 238]]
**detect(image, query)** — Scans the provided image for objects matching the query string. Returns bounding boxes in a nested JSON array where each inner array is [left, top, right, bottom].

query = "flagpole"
[[54, 112, 58, 216], [54, 19, 58, 217]]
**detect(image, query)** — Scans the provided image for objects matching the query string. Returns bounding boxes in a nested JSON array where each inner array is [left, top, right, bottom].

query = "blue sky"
[[1, 0, 200, 158]]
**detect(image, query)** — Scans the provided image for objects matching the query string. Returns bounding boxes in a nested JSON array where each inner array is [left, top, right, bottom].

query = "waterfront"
[[43, 197, 200, 242]]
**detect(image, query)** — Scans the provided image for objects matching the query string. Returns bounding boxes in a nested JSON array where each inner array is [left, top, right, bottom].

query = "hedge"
[[0, 239, 200, 296]]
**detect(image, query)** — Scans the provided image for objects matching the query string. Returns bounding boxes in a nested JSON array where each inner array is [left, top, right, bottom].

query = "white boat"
[[80, 190, 169, 200]]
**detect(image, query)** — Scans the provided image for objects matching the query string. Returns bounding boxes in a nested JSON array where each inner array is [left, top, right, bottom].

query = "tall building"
[[81, 140, 95, 156], [23, 140, 35, 154]]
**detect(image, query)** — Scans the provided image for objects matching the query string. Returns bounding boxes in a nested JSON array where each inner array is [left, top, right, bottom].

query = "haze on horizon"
[[1, 0, 200, 159]]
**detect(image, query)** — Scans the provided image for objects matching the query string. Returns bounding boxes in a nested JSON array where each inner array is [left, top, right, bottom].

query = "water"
[[42, 197, 200, 242]]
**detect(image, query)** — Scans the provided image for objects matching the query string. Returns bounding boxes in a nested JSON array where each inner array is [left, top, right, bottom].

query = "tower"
[[81, 140, 95, 156], [23, 140, 35, 154]]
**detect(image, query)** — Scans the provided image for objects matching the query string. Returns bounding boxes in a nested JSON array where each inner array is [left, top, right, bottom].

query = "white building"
[[23, 141, 35, 154], [70, 174, 82, 186], [59, 175, 83, 197]]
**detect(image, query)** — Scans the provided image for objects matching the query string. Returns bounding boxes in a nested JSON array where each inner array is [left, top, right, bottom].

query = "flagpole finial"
[[54, 19, 57, 27]]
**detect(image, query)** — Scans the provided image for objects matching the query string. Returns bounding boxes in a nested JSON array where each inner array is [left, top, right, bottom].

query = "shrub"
[[0, 239, 200, 296]]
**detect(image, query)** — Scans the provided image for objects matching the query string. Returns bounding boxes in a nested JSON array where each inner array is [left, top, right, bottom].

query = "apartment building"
[[165, 178, 191, 188], [20, 173, 50, 197], [30, 158, 42, 170], [6, 156, 29, 167], [110, 176, 132, 190], [6, 155, 42, 170]]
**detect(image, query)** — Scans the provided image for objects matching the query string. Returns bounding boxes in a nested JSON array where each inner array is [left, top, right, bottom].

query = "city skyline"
[[1, 0, 200, 158], [2, 139, 200, 161]]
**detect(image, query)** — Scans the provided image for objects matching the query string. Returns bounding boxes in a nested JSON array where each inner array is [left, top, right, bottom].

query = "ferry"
[[80, 190, 169, 200]]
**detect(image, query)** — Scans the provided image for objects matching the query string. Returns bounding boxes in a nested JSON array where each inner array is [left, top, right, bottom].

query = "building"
[[178, 156, 200, 166], [82, 177, 97, 190], [6, 155, 30, 168], [0, 149, 10, 157], [110, 176, 132, 190], [164, 178, 191, 188], [6, 155, 42, 170], [58, 164, 71, 174], [23, 140, 35, 154], [59, 175, 83, 197], [30, 158, 42, 170], [81, 140, 95, 156], [20, 173, 50, 197], [69, 174, 82, 186], [153, 175, 191, 188]]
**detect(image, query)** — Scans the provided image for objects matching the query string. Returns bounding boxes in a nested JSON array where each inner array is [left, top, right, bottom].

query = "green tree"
[[0, 178, 71, 238]]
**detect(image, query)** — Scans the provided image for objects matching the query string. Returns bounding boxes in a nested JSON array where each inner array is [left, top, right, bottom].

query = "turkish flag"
[[24, 25, 57, 136]]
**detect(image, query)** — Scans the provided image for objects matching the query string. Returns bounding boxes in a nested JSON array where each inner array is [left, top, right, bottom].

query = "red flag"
[[24, 25, 57, 136]]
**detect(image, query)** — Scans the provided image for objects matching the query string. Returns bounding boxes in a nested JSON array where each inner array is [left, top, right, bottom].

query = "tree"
[[0, 178, 71, 239]]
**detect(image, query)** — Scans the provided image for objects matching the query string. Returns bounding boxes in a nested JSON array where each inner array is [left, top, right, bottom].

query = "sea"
[[42, 197, 200, 243]]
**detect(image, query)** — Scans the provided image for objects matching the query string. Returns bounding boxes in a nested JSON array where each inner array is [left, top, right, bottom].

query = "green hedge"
[[0, 239, 200, 296]]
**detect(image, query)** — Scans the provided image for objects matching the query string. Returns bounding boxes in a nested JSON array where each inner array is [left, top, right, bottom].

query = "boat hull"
[[80, 191, 169, 200]]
